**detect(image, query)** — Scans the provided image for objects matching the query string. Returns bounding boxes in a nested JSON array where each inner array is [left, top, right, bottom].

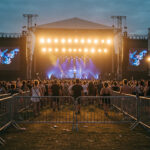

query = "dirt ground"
[[1, 102, 150, 150], [1, 123, 150, 150]]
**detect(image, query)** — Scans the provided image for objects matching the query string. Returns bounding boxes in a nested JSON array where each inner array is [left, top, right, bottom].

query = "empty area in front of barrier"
[[1, 95, 150, 149], [75, 96, 136, 124], [14, 96, 75, 124], [13, 96, 136, 125], [1, 123, 150, 150]]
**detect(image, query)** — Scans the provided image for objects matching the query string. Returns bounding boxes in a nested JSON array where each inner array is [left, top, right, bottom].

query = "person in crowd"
[[111, 81, 120, 92], [16, 78, 22, 89], [139, 80, 145, 96], [21, 81, 29, 91], [82, 81, 88, 96], [97, 80, 103, 95], [88, 81, 96, 96], [72, 79, 83, 114], [51, 80, 61, 111], [68, 81, 74, 96], [9, 84, 18, 95], [120, 79, 131, 94], [63, 81, 69, 96], [100, 82, 112, 116], [31, 80, 41, 116], [39, 81, 46, 108], [44, 82, 49, 96], [0, 83, 6, 94], [144, 80, 150, 97]]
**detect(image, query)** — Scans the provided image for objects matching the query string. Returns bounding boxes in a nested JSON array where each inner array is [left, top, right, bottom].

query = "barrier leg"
[[11, 121, 26, 131], [0, 137, 6, 145], [130, 95, 140, 130], [11, 98, 26, 131], [72, 110, 75, 131], [75, 111, 78, 132], [130, 121, 140, 130]]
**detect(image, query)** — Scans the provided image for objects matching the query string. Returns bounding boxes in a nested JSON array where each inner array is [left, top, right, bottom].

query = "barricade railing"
[[112, 91, 150, 130], [75, 96, 136, 131], [1, 94, 150, 145], [14, 96, 75, 124], [138, 96, 150, 129], [0, 93, 11, 99], [0, 91, 30, 145]]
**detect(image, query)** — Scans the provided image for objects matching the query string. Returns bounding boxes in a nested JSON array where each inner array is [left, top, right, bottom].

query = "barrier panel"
[[1, 94, 150, 145], [113, 91, 150, 130], [75, 96, 136, 129], [0, 93, 11, 99], [14, 96, 75, 124], [0, 92, 29, 145], [139, 96, 150, 129], [0, 96, 13, 145]]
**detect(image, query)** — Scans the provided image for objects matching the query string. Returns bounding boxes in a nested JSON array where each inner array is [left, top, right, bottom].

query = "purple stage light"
[[47, 57, 100, 79]]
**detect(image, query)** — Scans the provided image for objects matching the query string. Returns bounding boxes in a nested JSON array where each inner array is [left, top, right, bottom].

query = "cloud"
[[0, 0, 150, 33]]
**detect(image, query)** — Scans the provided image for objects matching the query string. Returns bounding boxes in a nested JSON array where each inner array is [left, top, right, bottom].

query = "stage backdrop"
[[34, 18, 114, 79]]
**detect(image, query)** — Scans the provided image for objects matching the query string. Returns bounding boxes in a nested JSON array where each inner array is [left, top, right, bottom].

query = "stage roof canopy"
[[37, 17, 113, 30]]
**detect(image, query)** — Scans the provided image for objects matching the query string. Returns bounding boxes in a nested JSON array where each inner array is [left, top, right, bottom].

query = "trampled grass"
[[1, 104, 150, 150]]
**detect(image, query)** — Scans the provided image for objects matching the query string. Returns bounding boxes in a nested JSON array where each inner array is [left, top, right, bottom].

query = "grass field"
[[1, 123, 150, 150], [1, 103, 150, 150]]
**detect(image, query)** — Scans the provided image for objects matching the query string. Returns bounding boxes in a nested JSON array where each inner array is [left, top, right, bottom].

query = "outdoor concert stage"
[[34, 18, 114, 79]]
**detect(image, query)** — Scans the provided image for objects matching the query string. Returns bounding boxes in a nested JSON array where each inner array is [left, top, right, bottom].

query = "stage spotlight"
[[107, 39, 111, 44], [68, 38, 72, 43], [84, 48, 88, 53], [48, 48, 52, 52], [104, 48, 108, 53], [54, 38, 58, 43], [68, 48, 72, 52], [147, 56, 150, 62], [42, 48, 46, 52], [98, 49, 102, 53], [101, 40, 105, 43], [94, 39, 98, 44], [87, 39, 92, 44], [91, 48, 95, 53], [62, 48, 66, 52], [61, 38, 66, 44], [81, 39, 85, 44], [55, 48, 58, 52], [47, 38, 51, 43], [40, 38, 45, 44], [73, 49, 77, 52], [78, 48, 82, 52], [74, 38, 78, 43]]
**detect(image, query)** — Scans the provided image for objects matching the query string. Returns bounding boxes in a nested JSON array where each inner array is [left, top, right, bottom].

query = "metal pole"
[[148, 28, 150, 76]]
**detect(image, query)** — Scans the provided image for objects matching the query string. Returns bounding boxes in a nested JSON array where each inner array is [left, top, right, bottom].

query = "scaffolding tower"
[[23, 14, 38, 79], [111, 16, 127, 80]]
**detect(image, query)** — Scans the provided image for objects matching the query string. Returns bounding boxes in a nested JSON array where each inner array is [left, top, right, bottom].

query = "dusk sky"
[[0, 0, 150, 34]]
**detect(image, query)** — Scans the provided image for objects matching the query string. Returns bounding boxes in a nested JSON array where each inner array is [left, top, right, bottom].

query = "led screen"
[[128, 49, 148, 71], [0, 47, 20, 70]]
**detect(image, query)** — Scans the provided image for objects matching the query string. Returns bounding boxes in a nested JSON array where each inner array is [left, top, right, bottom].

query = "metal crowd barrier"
[[113, 91, 150, 130], [75, 96, 136, 130], [0, 91, 29, 145], [0, 96, 12, 145], [14, 96, 75, 124], [1, 94, 150, 145], [7, 96, 136, 129], [138, 96, 150, 129], [0, 93, 11, 99]]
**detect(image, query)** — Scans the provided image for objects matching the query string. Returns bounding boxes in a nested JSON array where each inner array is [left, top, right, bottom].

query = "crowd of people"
[[0, 78, 150, 97], [1, 78, 150, 116]]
